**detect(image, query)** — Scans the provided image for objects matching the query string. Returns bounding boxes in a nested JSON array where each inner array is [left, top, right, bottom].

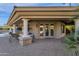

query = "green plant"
[[64, 33, 79, 56]]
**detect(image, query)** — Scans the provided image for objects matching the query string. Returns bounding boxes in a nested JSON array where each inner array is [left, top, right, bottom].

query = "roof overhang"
[[7, 6, 79, 25]]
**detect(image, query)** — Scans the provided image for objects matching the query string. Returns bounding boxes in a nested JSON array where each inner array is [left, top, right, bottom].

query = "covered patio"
[[7, 6, 79, 46]]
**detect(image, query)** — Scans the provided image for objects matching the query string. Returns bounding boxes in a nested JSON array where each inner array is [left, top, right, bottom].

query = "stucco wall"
[[54, 22, 65, 38], [29, 20, 65, 39]]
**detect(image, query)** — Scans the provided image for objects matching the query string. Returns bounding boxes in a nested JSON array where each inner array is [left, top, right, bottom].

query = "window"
[[50, 24, 54, 36], [45, 24, 49, 36], [40, 24, 44, 36]]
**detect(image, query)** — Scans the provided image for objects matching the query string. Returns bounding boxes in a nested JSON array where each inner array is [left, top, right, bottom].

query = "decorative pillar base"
[[19, 36, 32, 46]]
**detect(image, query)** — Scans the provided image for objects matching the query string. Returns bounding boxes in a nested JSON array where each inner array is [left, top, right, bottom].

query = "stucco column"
[[19, 19, 32, 46], [74, 19, 79, 40], [13, 24, 16, 34], [54, 22, 62, 38], [22, 19, 29, 37]]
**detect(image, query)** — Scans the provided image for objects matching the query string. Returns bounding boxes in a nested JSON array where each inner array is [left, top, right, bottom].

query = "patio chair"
[[9, 32, 19, 42]]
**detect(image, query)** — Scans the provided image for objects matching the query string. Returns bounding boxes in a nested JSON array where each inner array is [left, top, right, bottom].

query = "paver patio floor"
[[0, 37, 74, 56]]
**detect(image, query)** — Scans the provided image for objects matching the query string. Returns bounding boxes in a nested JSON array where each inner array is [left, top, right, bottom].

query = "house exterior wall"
[[7, 7, 79, 40], [54, 22, 65, 38], [29, 20, 65, 39], [7, 7, 79, 46]]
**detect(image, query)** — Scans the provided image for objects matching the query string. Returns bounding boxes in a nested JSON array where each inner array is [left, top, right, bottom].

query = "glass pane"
[[50, 24, 54, 36], [40, 24, 44, 36], [45, 24, 49, 36]]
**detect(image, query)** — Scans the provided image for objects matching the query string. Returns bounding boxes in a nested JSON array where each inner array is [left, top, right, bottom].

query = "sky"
[[0, 3, 79, 26]]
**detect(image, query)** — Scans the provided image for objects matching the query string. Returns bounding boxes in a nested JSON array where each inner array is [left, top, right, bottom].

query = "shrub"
[[64, 33, 79, 55]]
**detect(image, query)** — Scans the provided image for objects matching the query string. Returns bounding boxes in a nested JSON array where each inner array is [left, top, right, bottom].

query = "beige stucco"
[[28, 20, 65, 39]]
